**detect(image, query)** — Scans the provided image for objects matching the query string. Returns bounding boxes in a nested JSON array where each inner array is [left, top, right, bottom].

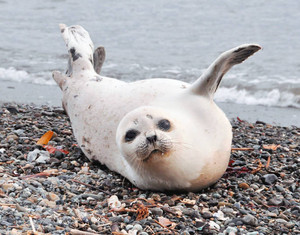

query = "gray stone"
[[109, 216, 123, 223], [268, 197, 283, 206], [242, 214, 258, 226], [132, 224, 143, 231], [202, 212, 213, 219], [27, 149, 50, 163], [150, 207, 163, 217], [224, 226, 238, 234], [275, 218, 287, 224], [261, 174, 278, 185], [285, 222, 295, 229], [22, 188, 32, 198], [126, 224, 133, 230]]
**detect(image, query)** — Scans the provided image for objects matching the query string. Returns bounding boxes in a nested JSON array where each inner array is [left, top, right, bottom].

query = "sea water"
[[0, 0, 299, 108]]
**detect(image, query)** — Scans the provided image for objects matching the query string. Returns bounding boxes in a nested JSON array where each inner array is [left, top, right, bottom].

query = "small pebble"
[[132, 224, 143, 231]]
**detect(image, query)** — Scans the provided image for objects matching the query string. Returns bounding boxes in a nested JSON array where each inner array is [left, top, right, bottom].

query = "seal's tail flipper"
[[93, 46, 106, 74], [59, 24, 95, 75], [189, 44, 261, 99]]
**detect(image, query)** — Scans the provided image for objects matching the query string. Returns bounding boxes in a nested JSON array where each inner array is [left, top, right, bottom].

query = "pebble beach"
[[0, 103, 299, 234]]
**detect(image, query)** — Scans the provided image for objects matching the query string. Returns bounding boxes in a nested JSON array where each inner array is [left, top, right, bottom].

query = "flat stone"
[[132, 224, 143, 231], [275, 218, 288, 224], [47, 192, 60, 201], [242, 214, 258, 226], [208, 221, 220, 231], [268, 197, 283, 206], [224, 226, 238, 234], [39, 199, 56, 208], [150, 208, 163, 217], [6, 134, 19, 141], [1, 183, 15, 192], [265, 212, 277, 217], [261, 174, 278, 185], [202, 212, 212, 219], [285, 222, 295, 229]]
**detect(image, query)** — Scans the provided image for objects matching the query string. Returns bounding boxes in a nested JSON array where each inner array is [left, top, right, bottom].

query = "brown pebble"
[[218, 202, 232, 207], [1, 183, 14, 191], [239, 182, 250, 189], [47, 192, 60, 201]]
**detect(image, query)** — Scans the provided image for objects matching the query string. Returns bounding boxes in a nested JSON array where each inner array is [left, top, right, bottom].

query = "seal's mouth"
[[143, 149, 164, 162]]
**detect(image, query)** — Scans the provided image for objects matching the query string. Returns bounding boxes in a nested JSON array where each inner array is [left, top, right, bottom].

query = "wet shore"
[[0, 103, 299, 234]]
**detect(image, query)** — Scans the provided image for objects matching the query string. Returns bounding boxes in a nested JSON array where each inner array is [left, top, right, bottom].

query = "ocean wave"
[[215, 87, 300, 108], [0, 67, 56, 86], [1, 66, 299, 109]]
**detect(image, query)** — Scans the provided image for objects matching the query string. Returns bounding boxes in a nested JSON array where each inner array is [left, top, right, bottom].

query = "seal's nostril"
[[146, 135, 157, 144]]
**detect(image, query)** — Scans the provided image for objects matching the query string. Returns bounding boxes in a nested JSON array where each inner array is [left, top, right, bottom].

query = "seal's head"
[[116, 106, 177, 165], [116, 104, 232, 191]]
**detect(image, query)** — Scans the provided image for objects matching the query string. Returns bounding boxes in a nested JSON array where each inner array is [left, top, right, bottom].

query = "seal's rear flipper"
[[189, 44, 261, 99], [93, 46, 106, 74], [59, 24, 95, 75]]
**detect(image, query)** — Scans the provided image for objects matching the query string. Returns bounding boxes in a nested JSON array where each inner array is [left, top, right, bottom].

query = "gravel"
[[0, 103, 299, 234]]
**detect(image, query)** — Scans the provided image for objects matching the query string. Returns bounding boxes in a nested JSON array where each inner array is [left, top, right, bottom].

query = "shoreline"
[[0, 80, 299, 127]]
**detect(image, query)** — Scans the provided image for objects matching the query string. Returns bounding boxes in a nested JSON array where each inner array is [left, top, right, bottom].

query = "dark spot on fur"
[[88, 105, 92, 109], [82, 136, 90, 144], [74, 95, 78, 98], [89, 56, 93, 65], [86, 149, 92, 155], [181, 84, 187, 89], [90, 76, 102, 82], [215, 73, 225, 92], [146, 114, 153, 119], [61, 28, 65, 33], [62, 101, 67, 114], [81, 144, 86, 148], [69, 47, 82, 61], [133, 119, 139, 125], [64, 86, 68, 91]]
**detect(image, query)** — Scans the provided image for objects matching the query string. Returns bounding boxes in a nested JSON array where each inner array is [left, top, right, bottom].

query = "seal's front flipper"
[[189, 44, 261, 99], [93, 46, 106, 74], [52, 71, 67, 90]]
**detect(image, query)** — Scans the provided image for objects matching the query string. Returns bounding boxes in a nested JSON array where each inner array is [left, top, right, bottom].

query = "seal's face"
[[116, 107, 176, 164]]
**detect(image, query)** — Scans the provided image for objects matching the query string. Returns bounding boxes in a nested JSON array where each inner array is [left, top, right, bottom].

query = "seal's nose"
[[146, 135, 157, 144]]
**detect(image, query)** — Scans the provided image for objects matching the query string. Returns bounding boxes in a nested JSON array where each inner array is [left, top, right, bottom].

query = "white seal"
[[53, 24, 261, 191]]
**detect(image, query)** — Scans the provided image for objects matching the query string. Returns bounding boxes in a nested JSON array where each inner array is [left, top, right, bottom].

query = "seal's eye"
[[157, 119, 171, 131], [125, 130, 139, 142]]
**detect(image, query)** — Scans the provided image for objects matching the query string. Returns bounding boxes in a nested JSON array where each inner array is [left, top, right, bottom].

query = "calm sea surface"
[[0, 0, 299, 108]]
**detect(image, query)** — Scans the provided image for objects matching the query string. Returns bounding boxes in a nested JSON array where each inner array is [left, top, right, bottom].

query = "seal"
[[53, 24, 261, 191]]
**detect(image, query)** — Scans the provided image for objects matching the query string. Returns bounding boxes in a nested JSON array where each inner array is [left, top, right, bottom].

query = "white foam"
[[1, 66, 299, 109], [215, 87, 300, 108], [0, 67, 56, 86]]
